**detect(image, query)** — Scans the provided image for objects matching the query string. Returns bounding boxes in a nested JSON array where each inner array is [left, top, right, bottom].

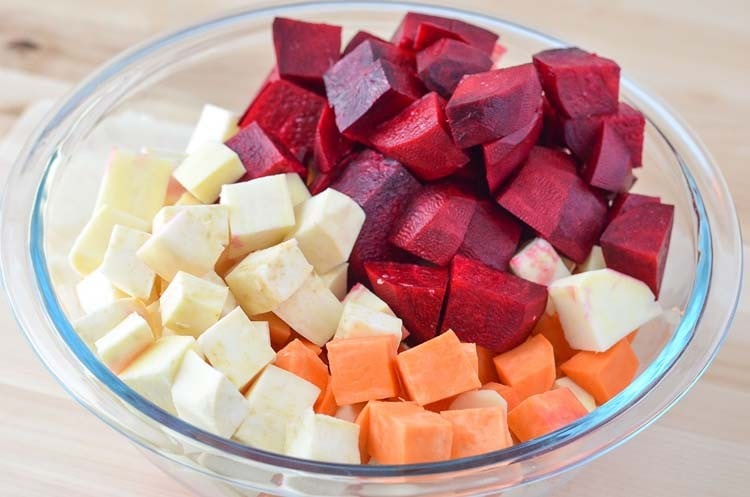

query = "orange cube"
[[531, 313, 578, 364], [508, 388, 588, 442], [314, 376, 338, 416], [252, 311, 293, 350], [274, 339, 329, 398], [482, 382, 522, 411], [440, 406, 512, 458], [327, 335, 400, 405], [476, 345, 500, 384], [493, 334, 555, 401], [460, 342, 479, 378]]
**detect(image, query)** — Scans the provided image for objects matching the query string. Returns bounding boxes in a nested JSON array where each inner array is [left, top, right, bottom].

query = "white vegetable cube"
[[576, 245, 607, 273], [234, 365, 320, 452], [334, 301, 402, 346], [510, 237, 571, 286], [320, 263, 348, 300], [225, 239, 312, 315], [174, 142, 245, 204], [274, 274, 344, 346], [284, 172, 311, 207], [160, 271, 229, 337], [548, 269, 662, 352], [145, 300, 163, 338], [220, 175, 296, 259], [69, 205, 151, 275], [174, 192, 203, 206], [152, 204, 229, 247], [284, 188, 366, 274], [554, 377, 596, 412], [171, 351, 248, 437], [76, 271, 127, 314], [185, 104, 239, 154], [285, 409, 360, 463], [342, 283, 395, 316], [98, 225, 155, 299], [201, 270, 237, 318], [138, 209, 226, 281], [449, 390, 507, 411], [95, 312, 154, 373], [119, 335, 195, 414], [73, 298, 147, 347], [196, 307, 275, 389], [94, 149, 173, 223]]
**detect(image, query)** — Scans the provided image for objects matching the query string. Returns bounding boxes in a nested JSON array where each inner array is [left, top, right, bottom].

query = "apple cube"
[[73, 298, 148, 347], [152, 205, 229, 246], [449, 389, 507, 411], [173, 142, 245, 204], [185, 104, 239, 154], [201, 270, 238, 318], [119, 335, 196, 414], [554, 377, 596, 412], [285, 409, 360, 463], [98, 225, 155, 300], [94, 312, 154, 373], [171, 350, 248, 437], [320, 263, 348, 300], [284, 172, 311, 207], [273, 274, 343, 346], [160, 271, 228, 338], [75, 270, 127, 314], [576, 245, 606, 273], [196, 307, 275, 389], [509, 238, 571, 286], [342, 283, 395, 316], [334, 301, 402, 346], [548, 268, 662, 352]]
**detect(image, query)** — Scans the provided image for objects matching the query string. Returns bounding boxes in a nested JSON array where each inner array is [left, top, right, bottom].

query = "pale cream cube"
[[510, 238, 571, 286], [320, 263, 348, 300], [576, 245, 607, 273], [174, 191, 203, 206], [334, 404, 365, 423], [285, 188, 365, 274], [234, 365, 320, 453], [196, 307, 275, 389], [171, 351, 248, 437], [69, 205, 151, 275], [76, 270, 127, 314], [99, 225, 155, 299], [225, 239, 312, 315], [145, 300, 163, 338], [160, 271, 228, 337], [174, 142, 245, 203], [554, 377, 596, 412], [221, 175, 296, 259], [342, 283, 395, 316], [274, 274, 343, 346], [185, 104, 239, 154], [95, 312, 154, 373], [285, 409, 360, 463], [119, 335, 195, 414], [284, 172, 311, 207], [334, 301, 402, 347], [202, 270, 238, 317], [73, 298, 147, 347], [449, 390, 507, 411], [152, 204, 229, 246]]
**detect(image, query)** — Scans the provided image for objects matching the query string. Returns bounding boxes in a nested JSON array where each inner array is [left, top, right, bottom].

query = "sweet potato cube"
[[531, 313, 579, 364], [580, 122, 633, 192], [314, 377, 338, 416], [328, 335, 400, 405], [225, 122, 306, 181], [441, 406, 512, 458], [458, 200, 522, 271], [252, 311, 293, 350], [482, 382, 522, 411], [273, 17, 341, 89], [508, 387, 588, 442], [476, 346, 500, 384], [607, 192, 660, 223], [274, 339, 329, 400], [313, 105, 353, 174], [416, 39, 493, 98], [391, 12, 498, 54], [483, 111, 543, 193], [493, 334, 556, 401]]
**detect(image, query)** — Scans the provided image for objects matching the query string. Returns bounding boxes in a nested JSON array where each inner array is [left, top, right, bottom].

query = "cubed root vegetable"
[[493, 334, 556, 401], [482, 382, 522, 411], [440, 406, 512, 458], [508, 387, 588, 442], [274, 339, 330, 400], [531, 313, 579, 364], [328, 335, 401, 405]]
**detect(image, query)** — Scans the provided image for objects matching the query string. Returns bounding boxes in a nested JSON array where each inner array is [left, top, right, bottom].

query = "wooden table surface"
[[1, 1, 748, 496]]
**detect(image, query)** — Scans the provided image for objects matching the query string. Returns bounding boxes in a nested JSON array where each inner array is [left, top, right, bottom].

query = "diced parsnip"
[[99, 225, 155, 300], [95, 312, 154, 373], [73, 298, 147, 347], [333, 301, 402, 347], [160, 271, 228, 338], [152, 204, 229, 246], [319, 263, 348, 300], [185, 104, 239, 154], [201, 270, 237, 318], [576, 245, 606, 273], [76, 270, 127, 314], [342, 283, 395, 316], [273, 274, 343, 346], [285, 408, 360, 463], [553, 377, 596, 412], [284, 172, 311, 207], [174, 142, 245, 203]]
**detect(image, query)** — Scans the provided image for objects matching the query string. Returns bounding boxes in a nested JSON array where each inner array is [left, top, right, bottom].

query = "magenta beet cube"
[[458, 200, 522, 271], [313, 105, 354, 174], [370, 92, 469, 181], [391, 12, 498, 54], [365, 262, 449, 344], [343, 30, 388, 56], [416, 38, 493, 98], [533, 47, 620, 119], [580, 122, 633, 192], [272, 17, 341, 90], [442, 255, 547, 353], [483, 111, 543, 192], [446, 64, 543, 148], [225, 122, 306, 181], [412, 22, 466, 51], [496, 147, 608, 262], [608, 192, 660, 223], [600, 203, 674, 297], [390, 184, 477, 266]]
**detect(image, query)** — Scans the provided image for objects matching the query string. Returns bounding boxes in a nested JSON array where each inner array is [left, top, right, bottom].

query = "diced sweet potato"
[[252, 312, 293, 350], [476, 346, 500, 384], [225, 122, 307, 181], [508, 387, 588, 442], [365, 262, 449, 345], [275, 339, 329, 403], [343, 30, 388, 55], [391, 12, 498, 54], [600, 203, 674, 296], [313, 105, 354, 174], [442, 256, 548, 353], [580, 122, 633, 192], [533, 47, 620, 118], [273, 17, 341, 90], [493, 334, 556, 401], [440, 406, 512, 458], [446, 64, 543, 148], [416, 39, 493, 98], [483, 111, 543, 192], [314, 377, 338, 416], [482, 382, 521, 411], [412, 22, 466, 51], [328, 335, 400, 405], [608, 192, 660, 223], [531, 313, 578, 364], [457, 200, 521, 271]]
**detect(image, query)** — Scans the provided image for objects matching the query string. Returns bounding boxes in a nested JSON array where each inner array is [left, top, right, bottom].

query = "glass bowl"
[[0, 2, 742, 496]]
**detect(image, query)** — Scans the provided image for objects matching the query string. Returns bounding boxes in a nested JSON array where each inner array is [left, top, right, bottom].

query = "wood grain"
[[0, 1, 748, 496]]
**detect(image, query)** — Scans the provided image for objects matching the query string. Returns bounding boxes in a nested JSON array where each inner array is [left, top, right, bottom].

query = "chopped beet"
[[447, 157, 491, 197], [533, 47, 620, 118], [496, 147, 608, 262], [331, 150, 422, 284], [365, 262, 449, 344], [442, 255, 547, 353], [600, 203, 674, 296], [390, 184, 477, 266], [539, 95, 565, 147], [272, 17, 341, 90], [412, 22, 466, 51], [491, 42, 507, 64], [343, 30, 388, 56], [483, 111, 543, 192], [225, 122, 306, 181], [608, 192, 660, 222], [416, 39, 493, 98], [580, 122, 633, 192], [391, 12, 498, 54], [313, 105, 354, 173], [238, 79, 326, 161], [370, 92, 469, 181], [446, 64, 543, 148], [458, 200, 522, 271]]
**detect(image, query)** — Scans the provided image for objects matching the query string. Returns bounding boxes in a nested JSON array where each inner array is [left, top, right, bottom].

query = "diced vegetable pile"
[[68, 12, 674, 465]]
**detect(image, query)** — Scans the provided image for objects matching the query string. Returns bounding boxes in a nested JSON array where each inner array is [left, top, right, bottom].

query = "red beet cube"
[[539, 95, 565, 147], [313, 105, 354, 174], [600, 203, 674, 296], [331, 150, 422, 284], [390, 184, 477, 266], [412, 22, 466, 51], [272, 17, 341, 90], [391, 12, 498, 54], [580, 122, 633, 192], [608, 192, 660, 222], [442, 255, 547, 353], [491, 42, 507, 64], [370, 92, 469, 181], [496, 147, 608, 262], [533, 47, 620, 119], [446, 64, 543, 148], [458, 200, 522, 271], [238, 79, 326, 162], [225, 122, 306, 181], [343, 30, 388, 56], [483, 111, 543, 192], [365, 262, 449, 344], [416, 39, 493, 98]]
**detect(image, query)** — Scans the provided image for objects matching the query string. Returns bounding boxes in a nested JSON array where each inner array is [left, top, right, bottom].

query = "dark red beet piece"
[[446, 157, 490, 197], [580, 122, 633, 192], [391, 12, 498, 54], [533, 47, 620, 119], [412, 22, 466, 51], [364, 262, 449, 344], [416, 39, 493, 98], [483, 111, 543, 192], [600, 203, 674, 296], [370, 92, 469, 181], [608, 192, 660, 222], [389, 184, 477, 266], [491, 42, 507, 64], [442, 255, 547, 353], [539, 95, 565, 147], [446, 64, 543, 148], [458, 200, 522, 271], [331, 150, 422, 285], [272, 18, 341, 90], [313, 105, 354, 174], [238, 80, 326, 162], [343, 30, 388, 56], [225, 122, 306, 181], [496, 147, 608, 262]]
